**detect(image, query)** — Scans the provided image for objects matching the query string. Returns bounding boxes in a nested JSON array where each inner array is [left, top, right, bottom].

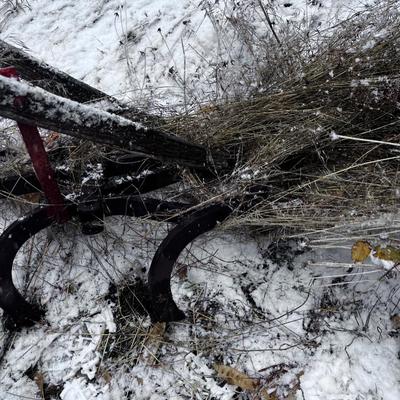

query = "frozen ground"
[[0, 0, 399, 399]]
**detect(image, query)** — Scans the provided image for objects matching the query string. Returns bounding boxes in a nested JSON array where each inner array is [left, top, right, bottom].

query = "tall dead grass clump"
[[166, 0, 400, 238]]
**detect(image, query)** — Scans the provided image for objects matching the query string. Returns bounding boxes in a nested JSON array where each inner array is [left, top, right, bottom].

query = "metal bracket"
[[0, 67, 68, 223]]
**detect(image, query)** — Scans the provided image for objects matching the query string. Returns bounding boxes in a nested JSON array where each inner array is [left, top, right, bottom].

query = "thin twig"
[[257, 0, 281, 45]]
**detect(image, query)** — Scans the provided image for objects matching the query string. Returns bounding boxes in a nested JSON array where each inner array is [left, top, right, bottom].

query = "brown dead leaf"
[[176, 263, 188, 280], [141, 322, 166, 365], [34, 372, 45, 400], [148, 321, 166, 340], [21, 192, 41, 204], [137, 377, 144, 385], [373, 245, 400, 263], [352, 240, 400, 267], [44, 131, 60, 148], [283, 371, 304, 400], [214, 364, 270, 399], [390, 314, 400, 330], [101, 369, 112, 384], [351, 240, 372, 263]]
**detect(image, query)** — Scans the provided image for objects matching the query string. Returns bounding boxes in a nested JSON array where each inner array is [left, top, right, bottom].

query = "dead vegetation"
[[161, 0, 400, 239], [1, 1, 400, 241], [1, 2, 400, 398]]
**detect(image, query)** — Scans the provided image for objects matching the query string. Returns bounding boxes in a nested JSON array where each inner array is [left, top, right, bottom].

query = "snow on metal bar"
[[0, 75, 226, 170]]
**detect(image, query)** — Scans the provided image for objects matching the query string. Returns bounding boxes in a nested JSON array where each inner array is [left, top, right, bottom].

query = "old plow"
[[0, 40, 235, 328]]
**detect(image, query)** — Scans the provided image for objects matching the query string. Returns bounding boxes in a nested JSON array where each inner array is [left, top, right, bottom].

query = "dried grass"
[[1, 1, 400, 240], [163, 0, 400, 238]]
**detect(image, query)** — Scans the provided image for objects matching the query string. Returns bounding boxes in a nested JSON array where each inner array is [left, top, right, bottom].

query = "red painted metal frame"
[[0, 67, 68, 222]]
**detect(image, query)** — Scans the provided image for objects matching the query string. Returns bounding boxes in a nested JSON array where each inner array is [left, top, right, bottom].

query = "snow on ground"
[[0, 202, 399, 399], [1, 0, 378, 108], [0, 0, 399, 399]]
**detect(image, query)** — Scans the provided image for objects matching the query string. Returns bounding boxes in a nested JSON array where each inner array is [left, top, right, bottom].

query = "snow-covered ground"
[[1, 1, 399, 399], [0, 0, 380, 108]]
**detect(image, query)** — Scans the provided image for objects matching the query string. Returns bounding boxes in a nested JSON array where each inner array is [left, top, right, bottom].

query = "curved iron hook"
[[0, 196, 189, 327], [0, 207, 55, 326], [148, 203, 232, 322]]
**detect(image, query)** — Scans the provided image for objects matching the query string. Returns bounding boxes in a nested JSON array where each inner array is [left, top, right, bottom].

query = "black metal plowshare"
[[0, 55, 233, 328], [0, 198, 231, 327]]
